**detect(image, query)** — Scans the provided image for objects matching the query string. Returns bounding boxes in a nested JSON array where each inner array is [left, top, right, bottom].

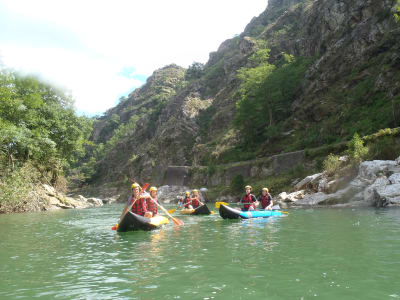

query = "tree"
[[185, 62, 204, 80]]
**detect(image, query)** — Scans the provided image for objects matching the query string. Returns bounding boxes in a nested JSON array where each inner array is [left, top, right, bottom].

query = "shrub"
[[323, 154, 342, 176], [230, 175, 244, 193], [346, 133, 369, 165], [0, 162, 41, 213]]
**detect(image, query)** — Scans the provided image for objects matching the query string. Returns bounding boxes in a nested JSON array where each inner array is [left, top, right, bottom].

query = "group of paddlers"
[[238, 185, 274, 211], [121, 182, 273, 218], [120, 184, 205, 218], [120, 183, 159, 219]]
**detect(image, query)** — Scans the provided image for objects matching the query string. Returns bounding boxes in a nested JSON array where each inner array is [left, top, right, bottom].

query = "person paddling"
[[124, 183, 151, 218], [238, 185, 257, 211], [181, 191, 193, 209], [191, 189, 203, 209], [146, 186, 159, 217], [258, 187, 273, 210]]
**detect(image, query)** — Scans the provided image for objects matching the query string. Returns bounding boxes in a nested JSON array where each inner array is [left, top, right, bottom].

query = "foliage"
[[367, 136, 400, 160], [234, 46, 312, 145], [230, 174, 244, 194], [395, 0, 400, 22], [0, 162, 41, 213], [0, 67, 92, 211], [0, 69, 92, 175], [185, 62, 205, 81], [345, 133, 369, 165], [323, 154, 342, 176]]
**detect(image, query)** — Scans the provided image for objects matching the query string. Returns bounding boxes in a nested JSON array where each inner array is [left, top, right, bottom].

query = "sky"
[[0, 0, 268, 116]]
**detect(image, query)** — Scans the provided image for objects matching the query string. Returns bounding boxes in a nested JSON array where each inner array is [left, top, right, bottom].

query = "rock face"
[[40, 185, 104, 211], [284, 156, 400, 207], [156, 185, 208, 204], [86, 0, 400, 189]]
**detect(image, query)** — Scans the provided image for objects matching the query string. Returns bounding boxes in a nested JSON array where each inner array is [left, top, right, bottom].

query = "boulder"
[[276, 190, 305, 203], [87, 198, 104, 207], [42, 184, 56, 197], [157, 185, 190, 204], [358, 160, 398, 181], [388, 173, 400, 184], [295, 173, 323, 191]]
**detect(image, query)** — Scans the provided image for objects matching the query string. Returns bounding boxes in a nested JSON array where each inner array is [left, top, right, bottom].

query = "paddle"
[[148, 196, 184, 226], [215, 201, 229, 208], [112, 183, 149, 230], [168, 208, 177, 214]]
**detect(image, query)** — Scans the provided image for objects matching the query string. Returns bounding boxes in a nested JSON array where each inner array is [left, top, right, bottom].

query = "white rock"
[[42, 184, 56, 196], [358, 160, 397, 181], [87, 198, 104, 207], [396, 156, 400, 165], [363, 177, 390, 203], [318, 177, 328, 192], [295, 173, 323, 190], [388, 173, 400, 184]]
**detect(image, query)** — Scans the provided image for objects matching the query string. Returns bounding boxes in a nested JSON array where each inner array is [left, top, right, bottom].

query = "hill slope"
[[85, 0, 400, 188]]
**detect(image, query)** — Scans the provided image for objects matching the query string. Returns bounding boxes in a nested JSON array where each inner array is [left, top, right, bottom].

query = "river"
[[1, 205, 400, 299]]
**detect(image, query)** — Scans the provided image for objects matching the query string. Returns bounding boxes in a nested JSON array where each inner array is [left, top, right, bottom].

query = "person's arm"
[[141, 197, 148, 213]]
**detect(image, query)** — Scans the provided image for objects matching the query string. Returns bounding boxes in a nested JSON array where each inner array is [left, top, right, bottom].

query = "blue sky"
[[0, 0, 268, 116]]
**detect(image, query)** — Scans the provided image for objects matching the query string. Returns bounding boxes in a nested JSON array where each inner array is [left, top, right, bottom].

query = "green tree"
[[235, 45, 311, 144], [185, 62, 204, 80]]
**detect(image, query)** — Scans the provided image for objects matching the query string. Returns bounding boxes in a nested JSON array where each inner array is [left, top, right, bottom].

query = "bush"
[[346, 133, 369, 165], [0, 163, 41, 213], [368, 136, 400, 160], [323, 154, 342, 176], [230, 175, 244, 194]]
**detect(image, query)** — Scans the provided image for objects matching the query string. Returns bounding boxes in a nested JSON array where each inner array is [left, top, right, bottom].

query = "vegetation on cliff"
[[0, 68, 92, 212], [73, 0, 400, 192]]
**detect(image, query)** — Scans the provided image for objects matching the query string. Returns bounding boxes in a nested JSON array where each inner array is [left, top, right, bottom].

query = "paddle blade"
[[111, 224, 118, 230], [172, 217, 184, 226], [210, 211, 215, 214], [215, 202, 229, 208], [168, 208, 176, 214]]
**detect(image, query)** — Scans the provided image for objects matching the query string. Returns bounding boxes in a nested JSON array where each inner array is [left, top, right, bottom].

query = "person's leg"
[[144, 212, 153, 218]]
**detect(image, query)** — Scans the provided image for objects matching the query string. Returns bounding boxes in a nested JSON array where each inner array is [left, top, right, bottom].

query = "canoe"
[[219, 204, 283, 219], [179, 204, 211, 215], [117, 212, 169, 232]]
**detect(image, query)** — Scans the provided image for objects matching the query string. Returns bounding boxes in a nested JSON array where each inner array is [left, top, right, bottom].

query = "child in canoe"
[[191, 189, 203, 209], [146, 186, 159, 217], [181, 191, 193, 209], [238, 185, 257, 211], [123, 182, 152, 218], [258, 187, 273, 210]]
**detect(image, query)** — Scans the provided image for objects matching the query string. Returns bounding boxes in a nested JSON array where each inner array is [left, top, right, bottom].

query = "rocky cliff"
[[86, 0, 400, 189]]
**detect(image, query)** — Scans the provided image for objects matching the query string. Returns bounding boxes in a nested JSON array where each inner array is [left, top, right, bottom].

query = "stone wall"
[[161, 150, 305, 187]]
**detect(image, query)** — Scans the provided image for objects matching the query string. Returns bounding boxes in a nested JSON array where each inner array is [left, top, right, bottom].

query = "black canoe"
[[219, 204, 241, 219], [192, 204, 211, 215], [117, 212, 169, 232]]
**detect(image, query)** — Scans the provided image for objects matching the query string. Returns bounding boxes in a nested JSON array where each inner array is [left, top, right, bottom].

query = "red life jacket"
[[260, 194, 271, 209], [146, 197, 158, 215], [130, 196, 148, 216], [182, 196, 192, 209], [241, 193, 256, 211], [191, 196, 201, 208]]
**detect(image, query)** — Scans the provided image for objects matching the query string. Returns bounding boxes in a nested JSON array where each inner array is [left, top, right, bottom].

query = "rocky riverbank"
[[275, 156, 400, 208], [38, 184, 116, 211]]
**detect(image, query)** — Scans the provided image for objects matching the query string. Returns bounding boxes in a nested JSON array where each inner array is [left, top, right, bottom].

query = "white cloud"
[[0, 0, 268, 115]]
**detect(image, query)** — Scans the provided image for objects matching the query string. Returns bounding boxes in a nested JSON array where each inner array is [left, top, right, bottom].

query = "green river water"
[[1, 204, 400, 299]]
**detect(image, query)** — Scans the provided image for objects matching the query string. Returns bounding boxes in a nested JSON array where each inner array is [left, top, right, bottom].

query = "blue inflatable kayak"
[[219, 204, 283, 219]]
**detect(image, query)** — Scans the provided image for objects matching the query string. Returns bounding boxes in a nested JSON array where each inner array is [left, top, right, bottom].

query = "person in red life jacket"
[[190, 189, 203, 209], [181, 191, 193, 209], [126, 182, 151, 217], [238, 185, 257, 211], [258, 187, 273, 210], [146, 186, 158, 217]]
